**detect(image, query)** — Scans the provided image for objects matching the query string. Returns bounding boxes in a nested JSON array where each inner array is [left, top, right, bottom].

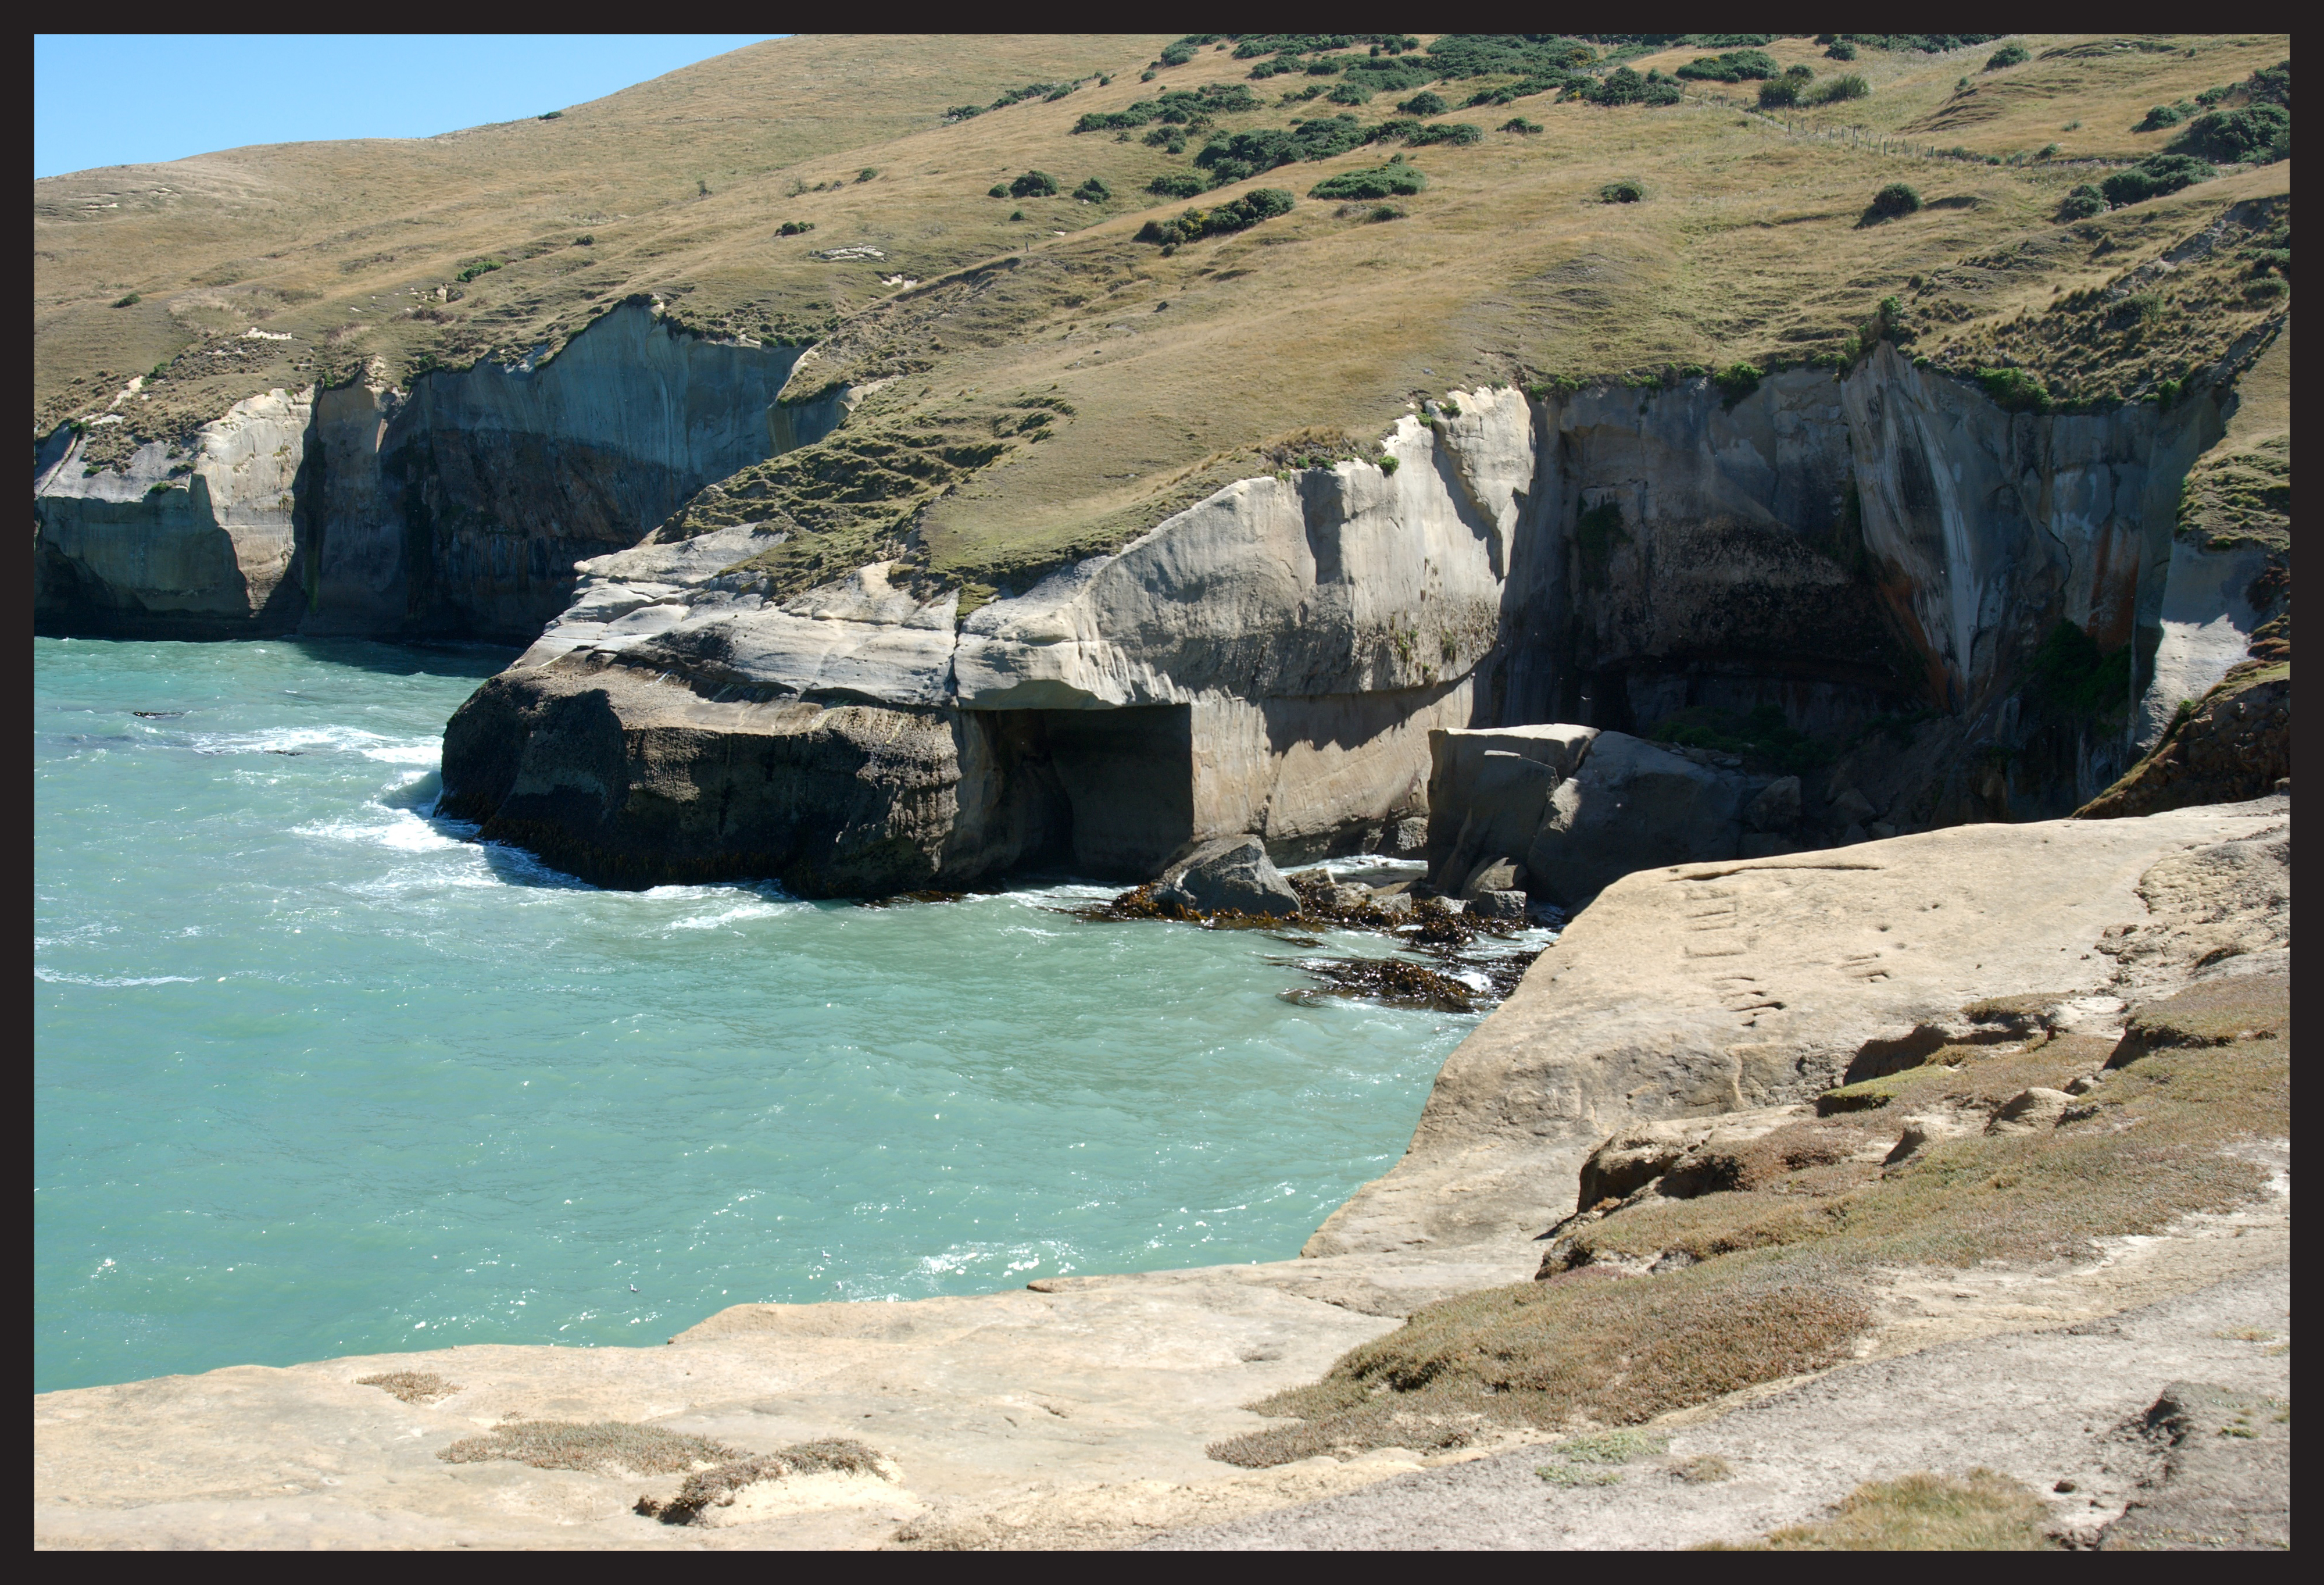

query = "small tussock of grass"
[[439, 1419, 740, 1475], [1223, 977, 2287, 1469], [1708, 1469, 2053, 1550], [638, 1438, 892, 1524], [1674, 1454, 1734, 1484], [355, 1370, 459, 1406], [1536, 1428, 1667, 1485]]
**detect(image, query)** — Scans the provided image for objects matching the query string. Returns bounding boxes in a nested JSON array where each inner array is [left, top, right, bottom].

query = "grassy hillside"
[[35, 34, 2291, 600]]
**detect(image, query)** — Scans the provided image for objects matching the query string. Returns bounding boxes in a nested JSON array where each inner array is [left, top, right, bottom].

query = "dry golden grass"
[[34, 34, 2291, 586], [1712, 1469, 2054, 1550], [1213, 974, 2288, 1468], [353, 1369, 458, 1405], [438, 1418, 738, 1475]]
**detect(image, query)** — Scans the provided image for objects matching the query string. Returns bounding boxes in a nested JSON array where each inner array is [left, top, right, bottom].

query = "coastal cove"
[[33, 637, 1535, 1395]]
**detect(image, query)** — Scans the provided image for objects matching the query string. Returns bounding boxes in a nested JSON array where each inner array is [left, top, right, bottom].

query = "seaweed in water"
[[1277, 954, 1479, 1012]]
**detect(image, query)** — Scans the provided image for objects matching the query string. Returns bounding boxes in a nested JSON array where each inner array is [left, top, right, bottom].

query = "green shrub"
[[1398, 90, 1447, 116], [2172, 103, 2289, 163], [1378, 454, 1400, 474], [455, 257, 505, 283], [2137, 103, 2187, 131], [1758, 79, 1802, 109], [1134, 187, 1295, 246], [1825, 40, 1857, 60], [1871, 182, 1922, 217], [2026, 619, 2130, 716], [1157, 39, 1199, 68], [988, 183, 1009, 198], [2100, 152, 2212, 206], [1976, 365, 2049, 413], [857, 167, 878, 183], [1985, 42, 2030, 70], [1192, 116, 1369, 182], [1009, 170, 1060, 198], [1072, 176, 1112, 202], [1147, 172, 1208, 199], [1808, 73, 1869, 103], [1715, 362, 1763, 405], [776, 220, 816, 235], [1502, 117, 1543, 133], [1073, 83, 1257, 135], [110, 292, 140, 308], [1327, 80, 1373, 105], [1584, 67, 1684, 107], [1600, 179, 1645, 203], [1309, 163, 1427, 199], [1403, 120, 1481, 147], [1676, 49, 1779, 82]]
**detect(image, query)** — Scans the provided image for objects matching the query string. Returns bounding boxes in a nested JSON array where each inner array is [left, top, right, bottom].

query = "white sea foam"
[[36, 968, 201, 987]]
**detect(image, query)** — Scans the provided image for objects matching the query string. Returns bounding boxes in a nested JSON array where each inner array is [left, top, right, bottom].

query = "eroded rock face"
[[438, 654, 1035, 894], [35, 388, 310, 637], [439, 349, 2258, 895]]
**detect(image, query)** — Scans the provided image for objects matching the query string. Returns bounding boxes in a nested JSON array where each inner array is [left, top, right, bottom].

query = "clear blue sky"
[[33, 35, 779, 179]]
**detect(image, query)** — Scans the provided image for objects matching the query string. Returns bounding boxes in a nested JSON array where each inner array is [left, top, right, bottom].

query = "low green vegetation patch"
[[1209, 1274, 1869, 1466], [441, 1420, 740, 1475]]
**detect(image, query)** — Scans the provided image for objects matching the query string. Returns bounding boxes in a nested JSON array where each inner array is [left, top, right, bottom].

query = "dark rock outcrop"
[[1154, 836, 1299, 918], [2079, 669, 2290, 819]]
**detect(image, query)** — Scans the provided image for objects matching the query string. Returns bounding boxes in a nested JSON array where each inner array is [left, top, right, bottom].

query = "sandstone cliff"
[[440, 349, 2277, 895]]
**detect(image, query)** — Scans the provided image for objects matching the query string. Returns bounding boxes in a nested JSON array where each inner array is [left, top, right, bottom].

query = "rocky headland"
[[33, 31, 2293, 1551]]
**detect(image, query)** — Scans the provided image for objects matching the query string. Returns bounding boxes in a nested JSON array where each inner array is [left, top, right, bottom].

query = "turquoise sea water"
[[34, 638, 1525, 1394]]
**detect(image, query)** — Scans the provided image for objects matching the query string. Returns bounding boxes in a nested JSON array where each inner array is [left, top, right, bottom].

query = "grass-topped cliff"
[[37, 33, 2289, 608]]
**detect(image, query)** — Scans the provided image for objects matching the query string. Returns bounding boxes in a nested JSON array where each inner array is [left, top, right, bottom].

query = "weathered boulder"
[[1470, 888, 1528, 923], [1459, 856, 1525, 898], [1523, 732, 1752, 909], [1986, 1087, 2074, 1135], [1154, 836, 1299, 917], [1424, 726, 1597, 891], [1746, 776, 1803, 832]]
